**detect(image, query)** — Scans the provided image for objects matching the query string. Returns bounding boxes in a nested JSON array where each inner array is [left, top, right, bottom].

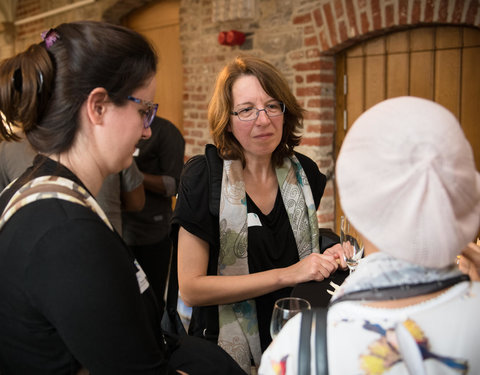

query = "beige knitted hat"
[[336, 96, 480, 268]]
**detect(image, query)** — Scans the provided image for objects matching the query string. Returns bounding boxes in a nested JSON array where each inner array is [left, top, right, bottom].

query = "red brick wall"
[[6, 0, 479, 229], [179, 0, 479, 229]]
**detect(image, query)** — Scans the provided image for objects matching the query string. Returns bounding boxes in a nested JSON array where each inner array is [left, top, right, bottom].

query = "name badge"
[[134, 260, 149, 294], [247, 212, 262, 227]]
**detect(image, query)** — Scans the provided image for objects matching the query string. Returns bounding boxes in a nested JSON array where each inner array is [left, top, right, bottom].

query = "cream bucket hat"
[[336, 96, 480, 268]]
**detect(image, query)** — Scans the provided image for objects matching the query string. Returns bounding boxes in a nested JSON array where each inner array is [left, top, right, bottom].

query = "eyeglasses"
[[127, 96, 158, 129], [231, 102, 285, 122]]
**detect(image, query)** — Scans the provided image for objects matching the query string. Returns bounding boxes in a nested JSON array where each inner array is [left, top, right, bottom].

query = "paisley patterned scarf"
[[217, 155, 320, 374]]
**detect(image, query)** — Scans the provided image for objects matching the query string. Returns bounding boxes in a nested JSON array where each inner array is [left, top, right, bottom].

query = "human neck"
[[361, 233, 380, 257], [243, 154, 275, 182], [53, 148, 104, 196]]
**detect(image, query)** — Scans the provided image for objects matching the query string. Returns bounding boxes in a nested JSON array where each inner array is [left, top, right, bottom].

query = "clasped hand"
[[286, 243, 347, 285], [458, 241, 480, 281]]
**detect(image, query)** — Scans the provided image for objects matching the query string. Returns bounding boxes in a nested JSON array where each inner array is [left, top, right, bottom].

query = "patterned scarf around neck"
[[217, 155, 320, 374]]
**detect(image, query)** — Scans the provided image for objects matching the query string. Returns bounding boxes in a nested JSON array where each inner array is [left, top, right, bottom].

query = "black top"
[[170, 146, 326, 352], [122, 116, 185, 245], [246, 190, 299, 351], [0, 156, 175, 375]]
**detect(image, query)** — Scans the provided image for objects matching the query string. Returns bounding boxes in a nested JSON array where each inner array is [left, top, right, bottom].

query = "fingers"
[[462, 242, 480, 261], [324, 243, 348, 269], [458, 255, 480, 281], [286, 253, 340, 285], [315, 265, 332, 280], [457, 242, 480, 281], [310, 253, 338, 280]]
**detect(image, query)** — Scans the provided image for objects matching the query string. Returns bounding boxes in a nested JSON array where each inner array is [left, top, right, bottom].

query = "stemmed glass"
[[340, 216, 364, 273], [270, 297, 311, 339]]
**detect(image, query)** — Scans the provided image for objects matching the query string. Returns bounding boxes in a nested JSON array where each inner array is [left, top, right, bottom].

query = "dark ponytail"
[[0, 44, 53, 141], [0, 21, 157, 153]]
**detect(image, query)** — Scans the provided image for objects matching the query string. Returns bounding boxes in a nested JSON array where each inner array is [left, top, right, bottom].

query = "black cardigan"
[[170, 145, 328, 349]]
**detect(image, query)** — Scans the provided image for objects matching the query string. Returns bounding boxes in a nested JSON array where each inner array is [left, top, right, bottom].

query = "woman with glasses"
[[0, 21, 244, 375], [171, 55, 345, 373]]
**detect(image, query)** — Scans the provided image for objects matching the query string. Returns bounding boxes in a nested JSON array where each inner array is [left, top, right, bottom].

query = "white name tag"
[[134, 260, 149, 294], [247, 212, 262, 227]]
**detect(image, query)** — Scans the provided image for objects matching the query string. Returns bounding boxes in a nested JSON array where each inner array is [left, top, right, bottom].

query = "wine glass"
[[270, 297, 311, 339], [340, 216, 364, 273]]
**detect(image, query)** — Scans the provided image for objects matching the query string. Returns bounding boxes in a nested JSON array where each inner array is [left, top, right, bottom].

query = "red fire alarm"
[[218, 30, 246, 46]]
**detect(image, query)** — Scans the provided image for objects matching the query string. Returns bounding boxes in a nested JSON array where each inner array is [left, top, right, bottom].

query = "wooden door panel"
[[386, 30, 409, 53], [335, 26, 480, 232], [345, 56, 364, 127], [387, 53, 409, 98], [436, 27, 462, 49], [365, 54, 385, 109], [141, 23, 183, 129], [465, 27, 480, 46], [410, 27, 434, 51], [124, 0, 183, 131], [410, 51, 435, 99], [461, 46, 480, 170], [435, 49, 461, 118]]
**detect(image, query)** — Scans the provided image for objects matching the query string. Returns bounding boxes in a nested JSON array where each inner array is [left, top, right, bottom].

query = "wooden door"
[[335, 26, 480, 231], [124, 0, 183, 132]]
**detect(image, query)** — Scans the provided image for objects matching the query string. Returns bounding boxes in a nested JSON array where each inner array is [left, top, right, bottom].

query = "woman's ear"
[[86, 87, 109, 125]]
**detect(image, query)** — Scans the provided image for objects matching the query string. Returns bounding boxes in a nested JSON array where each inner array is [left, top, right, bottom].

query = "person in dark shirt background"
[[123, 115, 185, 311]]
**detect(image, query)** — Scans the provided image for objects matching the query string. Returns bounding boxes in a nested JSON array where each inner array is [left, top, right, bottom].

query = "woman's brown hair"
[[208, 55, 304, 167], [0, 21, 157, 154]]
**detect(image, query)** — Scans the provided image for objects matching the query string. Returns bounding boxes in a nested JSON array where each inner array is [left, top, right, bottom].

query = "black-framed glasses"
[[127, 96, 159, 129], [231, 101, 285, 122]]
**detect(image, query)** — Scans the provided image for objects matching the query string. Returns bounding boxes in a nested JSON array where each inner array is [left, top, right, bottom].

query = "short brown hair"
[[208, 55, 304, 167]]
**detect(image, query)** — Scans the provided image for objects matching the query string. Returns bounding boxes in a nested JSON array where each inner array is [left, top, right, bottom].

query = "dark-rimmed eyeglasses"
[[231, 102, 285, 122], [127, 96, 159, 129]]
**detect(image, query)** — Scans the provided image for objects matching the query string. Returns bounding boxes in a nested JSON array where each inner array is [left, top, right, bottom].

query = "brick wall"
[[1, 0, 478, 229], [178, 0, 480, 228], [1, 0, 137, 54]]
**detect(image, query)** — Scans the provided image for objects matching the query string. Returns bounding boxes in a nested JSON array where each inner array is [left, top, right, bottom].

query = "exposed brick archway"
[[289, 0, 480, 228], [302, 0, 480, 54]]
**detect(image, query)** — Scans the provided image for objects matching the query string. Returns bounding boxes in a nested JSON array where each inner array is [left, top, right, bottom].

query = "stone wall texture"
[[1, 0, 479, 229]]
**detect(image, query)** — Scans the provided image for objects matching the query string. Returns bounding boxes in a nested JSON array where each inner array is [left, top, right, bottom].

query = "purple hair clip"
[[41, 28, 60, 49]]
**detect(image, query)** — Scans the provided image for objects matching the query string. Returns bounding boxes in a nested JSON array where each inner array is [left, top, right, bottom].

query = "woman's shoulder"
[[294, 152, 325, 179], [184, 153, 208, 173], [181, 153, 209, 189], [294, 151, 316, 167], [181, 145, 223, 212], [183, 144, 222, 174], [0, 198, 118, 263], [7, 198, 110, 229], [293, 151, 326, 207]]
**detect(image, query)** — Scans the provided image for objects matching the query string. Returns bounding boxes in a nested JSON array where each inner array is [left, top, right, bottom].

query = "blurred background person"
[[0, 132, 34, 190], [122, 115, 185, 310]]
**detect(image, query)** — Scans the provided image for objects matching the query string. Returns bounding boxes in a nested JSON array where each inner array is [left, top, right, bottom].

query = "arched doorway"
[[334, 25, 480, 230]]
